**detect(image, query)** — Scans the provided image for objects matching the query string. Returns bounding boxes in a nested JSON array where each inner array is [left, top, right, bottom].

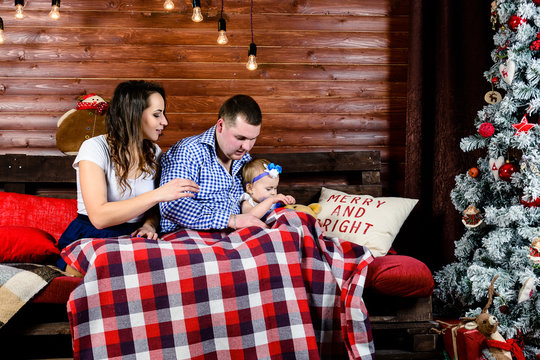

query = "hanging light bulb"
[[217, 0, 227, 44], [246, 0, 257, 70], [191, 0, 203, 22], [246, 43, 257, 70], [49, 0, 60, 20], [163, 0, 174, 10], [14, 0, 25, 20], [217, 18, 228, 45], [0, 17, 5, 44]]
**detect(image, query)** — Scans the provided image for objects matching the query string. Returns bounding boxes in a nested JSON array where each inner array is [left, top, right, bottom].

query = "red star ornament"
[[512, 115, 535, 135]]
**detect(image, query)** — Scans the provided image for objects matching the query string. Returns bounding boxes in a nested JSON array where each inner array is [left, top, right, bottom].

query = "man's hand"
[[229, 213, 267, 229]]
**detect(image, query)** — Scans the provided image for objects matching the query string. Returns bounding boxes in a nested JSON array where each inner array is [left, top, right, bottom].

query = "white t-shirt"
[[73, 135, 162, 223]]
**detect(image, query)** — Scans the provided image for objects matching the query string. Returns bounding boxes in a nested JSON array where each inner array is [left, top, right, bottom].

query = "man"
[[159, 94, 266, 233]]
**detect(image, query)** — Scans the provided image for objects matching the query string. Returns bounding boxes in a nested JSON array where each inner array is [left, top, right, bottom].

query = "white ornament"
[[518, 277, 536, 303], [499, 60, 516, 85], [489, 156, 505, 180]]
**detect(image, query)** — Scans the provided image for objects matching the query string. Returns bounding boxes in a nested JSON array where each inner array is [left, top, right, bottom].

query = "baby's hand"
[[273, 194, 295, 205], [282, 195, 295, 205]]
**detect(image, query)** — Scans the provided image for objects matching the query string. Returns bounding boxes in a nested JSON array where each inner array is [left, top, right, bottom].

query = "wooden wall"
[[0, 0, 409, 194]]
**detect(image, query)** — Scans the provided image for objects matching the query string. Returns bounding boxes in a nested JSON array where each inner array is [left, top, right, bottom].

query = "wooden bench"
[[0, 151, 440, 359]]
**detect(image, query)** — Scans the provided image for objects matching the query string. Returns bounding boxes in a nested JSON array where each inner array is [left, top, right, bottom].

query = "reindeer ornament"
[[461, 276, 525, 360]]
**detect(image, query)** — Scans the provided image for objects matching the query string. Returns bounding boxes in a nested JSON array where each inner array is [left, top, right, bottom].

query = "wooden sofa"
[[0, 151, 440, 359]]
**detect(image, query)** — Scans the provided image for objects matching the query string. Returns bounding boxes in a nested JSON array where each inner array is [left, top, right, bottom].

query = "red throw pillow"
[[0, 226, 60, 263], [365, 255, 434, 297], [0, 192, 77, 242]]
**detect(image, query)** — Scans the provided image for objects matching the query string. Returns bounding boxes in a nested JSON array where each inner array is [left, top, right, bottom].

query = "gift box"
[[456, 326, 486, 360], [441, 322, 486, 360]]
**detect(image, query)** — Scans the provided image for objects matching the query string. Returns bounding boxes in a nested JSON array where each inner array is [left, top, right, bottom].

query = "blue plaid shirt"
[[159, 126, 251, 233]]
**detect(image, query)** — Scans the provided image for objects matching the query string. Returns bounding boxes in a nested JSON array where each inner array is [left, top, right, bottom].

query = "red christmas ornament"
[[508, 15, 526, 31], [521, 196, 540, 207], [532, 39, 540, 51], [499, 161, 518, 181], [479, 122, 495, 137], [512, 115, 535, 135], [491, 76, 499, 84], [499, 305, 509, 314], [468, 167, 479, 178], [534, 0, 540, 5]]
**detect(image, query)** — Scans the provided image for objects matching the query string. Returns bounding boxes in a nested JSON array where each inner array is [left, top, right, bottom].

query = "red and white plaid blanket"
[[62, 209, 374, 359]]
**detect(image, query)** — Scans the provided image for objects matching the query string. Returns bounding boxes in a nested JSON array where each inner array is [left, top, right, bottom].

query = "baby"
[[240, 159, 296, 220]]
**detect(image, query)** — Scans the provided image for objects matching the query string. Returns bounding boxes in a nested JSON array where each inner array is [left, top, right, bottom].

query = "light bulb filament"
[[217, 31, 228, 45], [49, 5, 60, 20], [163, 0, 174, 10], [192, 7, 203, 22], [15, 4, 24, 19], [246, 55, 257, 70]]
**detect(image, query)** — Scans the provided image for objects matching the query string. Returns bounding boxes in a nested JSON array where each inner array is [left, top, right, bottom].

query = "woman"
[[57, 80, 199, 273]]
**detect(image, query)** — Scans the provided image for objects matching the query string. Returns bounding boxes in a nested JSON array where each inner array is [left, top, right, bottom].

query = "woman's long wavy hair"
[[106, 80, 165, 194]]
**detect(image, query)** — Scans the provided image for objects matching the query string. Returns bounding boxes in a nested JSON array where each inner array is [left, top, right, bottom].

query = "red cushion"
[[0, 192, 77, 242], [365, 255, 434, 297], [32, 276, 82, 304], [0, 226, 60, 263]]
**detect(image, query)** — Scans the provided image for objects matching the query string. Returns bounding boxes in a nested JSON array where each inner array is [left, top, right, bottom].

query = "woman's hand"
[[131, 223, 159, 240], [156, 178, 200, 202]]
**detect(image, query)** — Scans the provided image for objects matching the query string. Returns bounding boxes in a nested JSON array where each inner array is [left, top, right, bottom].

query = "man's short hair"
[[219, 94, 262, 126]]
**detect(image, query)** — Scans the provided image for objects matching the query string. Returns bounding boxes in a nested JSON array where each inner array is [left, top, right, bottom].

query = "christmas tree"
[[433, 1, 540, 358]]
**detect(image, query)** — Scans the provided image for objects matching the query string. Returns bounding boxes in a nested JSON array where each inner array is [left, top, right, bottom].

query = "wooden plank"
[[0, 151, 382, 204], [0, 13, 409, 32], [164, 129, 405, 147], [0, 27, 408, 47], [0, 154, 75, 183], [412, 334, 438, 352], [20, 322, 72, 336], [0, 46, 408, 65], [0, 78, 407, 97], [0, 130, 57, 148], [0, 96, 406, 113], [370, 321, 437, 330], [257, 151, 381, 173], [368, 297, 433, 323], [0, 63, 406, 81], [0, 152, 381, 176], [0, 145, 404, 165], [0, 129, 404, 149], [0, 113, 406, 132], [0, 143, 404, 160], [0, 0, 409, 16], [0, 114, 59, 130]]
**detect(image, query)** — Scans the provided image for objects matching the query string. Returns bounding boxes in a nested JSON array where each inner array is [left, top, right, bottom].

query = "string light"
[[191, 0, 203, 22], [49, 0, 60, 20], [217, 18, 228, 44], [163, 0, 174, 10], [14, 0, 24, 20], [246, 43, 257, 70], [0, 17, 5, 44], [246, 0, 257, 70], [217, 0, 227, 45]]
